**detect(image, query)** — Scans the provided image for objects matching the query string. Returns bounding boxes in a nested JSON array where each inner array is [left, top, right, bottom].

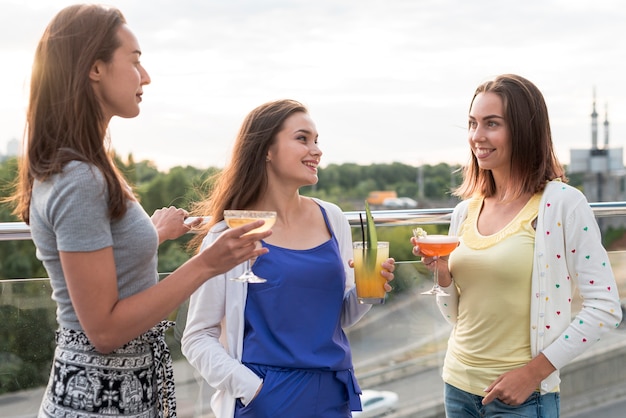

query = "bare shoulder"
[[268, 197, 330, 249], [306, 196, 343, 216], [302, 196, 328, 222]]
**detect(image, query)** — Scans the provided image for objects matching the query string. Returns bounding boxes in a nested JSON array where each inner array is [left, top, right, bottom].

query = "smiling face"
[[266, 111, 321, 188], [468, 92, 511, 181], [90, 24, 151, 122]]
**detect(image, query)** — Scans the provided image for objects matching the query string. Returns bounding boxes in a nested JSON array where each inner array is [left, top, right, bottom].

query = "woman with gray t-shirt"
[[8, 5, 271, 418]]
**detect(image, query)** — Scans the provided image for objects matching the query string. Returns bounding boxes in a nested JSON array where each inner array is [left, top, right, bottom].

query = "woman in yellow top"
[[411, 74, 621, 417]]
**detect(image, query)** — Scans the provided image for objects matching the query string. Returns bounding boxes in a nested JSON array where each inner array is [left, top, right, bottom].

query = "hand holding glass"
[[352, 241, 390, 304], [413, 232, 459, 296], [224, 210, 277, 283]]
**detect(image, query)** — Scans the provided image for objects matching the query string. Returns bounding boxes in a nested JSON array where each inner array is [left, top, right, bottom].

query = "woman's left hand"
[[151, 206, 200, 244], [483, 353, 556, 406], [381, 258, 395, 292], [349, 258, 396, 292]]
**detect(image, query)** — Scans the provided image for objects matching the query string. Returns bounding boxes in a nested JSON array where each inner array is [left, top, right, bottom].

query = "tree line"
[[1, 154, 590, 280], [0, 154, 474, 280]]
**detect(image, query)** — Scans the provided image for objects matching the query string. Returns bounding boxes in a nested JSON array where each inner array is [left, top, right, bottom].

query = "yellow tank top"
[[443, 193, 541, 396]]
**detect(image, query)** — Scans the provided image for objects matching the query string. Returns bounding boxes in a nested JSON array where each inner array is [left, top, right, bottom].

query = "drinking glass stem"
[[244, 259, 252, 275], [433, 258, 440, 291]]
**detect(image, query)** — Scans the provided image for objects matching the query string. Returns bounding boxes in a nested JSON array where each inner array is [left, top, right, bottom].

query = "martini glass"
[[224, 210, 277, 283], [413, 231, 459, 296]]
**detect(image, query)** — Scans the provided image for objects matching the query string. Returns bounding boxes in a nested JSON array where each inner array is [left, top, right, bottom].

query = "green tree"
[[0, 157, 19, 222], [0, 302, 56, 394]]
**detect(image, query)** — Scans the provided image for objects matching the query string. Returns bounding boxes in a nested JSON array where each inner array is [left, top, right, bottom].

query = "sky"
[[1, 0, 626, 171]]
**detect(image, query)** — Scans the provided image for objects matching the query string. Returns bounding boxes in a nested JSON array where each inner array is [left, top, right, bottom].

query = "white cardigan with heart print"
[[438, 180, 622, 394]]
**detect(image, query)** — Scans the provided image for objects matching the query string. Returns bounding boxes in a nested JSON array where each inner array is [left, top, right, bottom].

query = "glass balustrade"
[[1, 205, 625, 417]]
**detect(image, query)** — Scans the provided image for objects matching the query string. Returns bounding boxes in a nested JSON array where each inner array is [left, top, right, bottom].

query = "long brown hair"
[[453, 74, 566, 201], [189, 99, 307, 250], [10, 4, 134, 224]]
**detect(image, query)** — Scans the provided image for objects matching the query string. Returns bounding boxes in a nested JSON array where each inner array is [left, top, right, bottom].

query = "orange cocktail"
[[352, 241, 389, 304], [416, 235, 459, 258], [415, 235, 459, 296]]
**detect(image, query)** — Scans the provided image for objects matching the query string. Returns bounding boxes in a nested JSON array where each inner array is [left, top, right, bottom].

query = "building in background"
[[6, 138, 19, 157], [569, 90, 626, 203], [1, 138, 20, 162], [569, 90, 626, 231]]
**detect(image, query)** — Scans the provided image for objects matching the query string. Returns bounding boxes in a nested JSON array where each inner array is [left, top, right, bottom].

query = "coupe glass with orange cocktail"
[[413, 234, 459, 296]]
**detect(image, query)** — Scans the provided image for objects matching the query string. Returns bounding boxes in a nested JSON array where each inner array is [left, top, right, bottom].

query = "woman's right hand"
[[196, 220, 271, 276], [410, 236, 453, 287]]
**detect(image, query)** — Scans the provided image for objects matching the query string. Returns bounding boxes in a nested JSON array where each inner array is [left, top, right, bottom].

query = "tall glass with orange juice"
[[352, 241, 389, 304]]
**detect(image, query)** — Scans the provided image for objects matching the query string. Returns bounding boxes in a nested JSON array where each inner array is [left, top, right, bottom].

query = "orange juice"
[[352, 241, 389, 304], [415, 235, 459, 257]]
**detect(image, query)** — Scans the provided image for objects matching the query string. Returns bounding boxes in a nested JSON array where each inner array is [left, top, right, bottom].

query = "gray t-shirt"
[[30, 161, 159, 330]]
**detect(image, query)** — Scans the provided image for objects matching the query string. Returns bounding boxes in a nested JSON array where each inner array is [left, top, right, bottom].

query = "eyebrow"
[[469, 114, 504, 120], [294, 129, 317, 136]]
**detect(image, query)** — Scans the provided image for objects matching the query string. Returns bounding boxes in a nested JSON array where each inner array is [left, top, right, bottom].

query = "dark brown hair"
[[453, 74, 566, 201], [189, 99, 307, 250], [11, 4, 134, 223]]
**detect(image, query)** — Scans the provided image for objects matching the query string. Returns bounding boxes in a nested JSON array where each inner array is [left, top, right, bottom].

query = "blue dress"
[[234, 205, 362, 418]]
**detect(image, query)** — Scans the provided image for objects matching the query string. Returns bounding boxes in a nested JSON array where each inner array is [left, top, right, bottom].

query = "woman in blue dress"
[[182, 99, 395, 418]]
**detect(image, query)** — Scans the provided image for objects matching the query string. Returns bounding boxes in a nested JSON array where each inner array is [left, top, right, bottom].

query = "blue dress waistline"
[[245, 363, 362, 411]]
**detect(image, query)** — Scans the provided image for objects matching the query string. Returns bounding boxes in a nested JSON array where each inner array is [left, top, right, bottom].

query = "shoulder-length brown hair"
[[11, 4, 133, 224], [189, 99, 307, 250], [453, 74, 566, 201]]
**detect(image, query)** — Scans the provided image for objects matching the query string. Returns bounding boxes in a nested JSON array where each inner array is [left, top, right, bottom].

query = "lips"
[[303, 161, 319, 171], [474, 147, 494, 158]]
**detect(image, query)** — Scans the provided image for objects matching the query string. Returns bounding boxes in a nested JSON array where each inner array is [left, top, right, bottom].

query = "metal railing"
[[4, 201, 626, 242]]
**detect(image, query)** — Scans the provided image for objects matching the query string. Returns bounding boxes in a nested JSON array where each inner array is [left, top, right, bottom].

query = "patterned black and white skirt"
[[39, 321, 177, 418]]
